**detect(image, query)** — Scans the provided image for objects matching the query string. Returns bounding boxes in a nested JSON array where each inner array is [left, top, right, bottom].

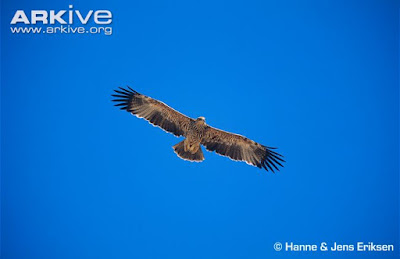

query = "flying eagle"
[[112, 87, 284, 172]]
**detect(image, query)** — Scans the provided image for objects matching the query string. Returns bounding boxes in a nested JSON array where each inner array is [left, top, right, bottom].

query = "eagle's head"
[[197, 116, 206, 122]]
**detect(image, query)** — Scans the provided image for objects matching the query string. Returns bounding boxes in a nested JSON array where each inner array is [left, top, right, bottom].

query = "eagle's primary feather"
[[112, 87, 284, 172]]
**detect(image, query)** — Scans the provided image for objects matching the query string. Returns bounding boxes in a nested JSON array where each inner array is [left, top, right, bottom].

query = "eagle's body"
[[174, 118, 207, 161], [112, 87, 284, 172]]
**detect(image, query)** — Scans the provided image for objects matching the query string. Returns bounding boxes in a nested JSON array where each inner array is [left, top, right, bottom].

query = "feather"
[[112, 87, 194, 137], [201, 126, 284, 171]]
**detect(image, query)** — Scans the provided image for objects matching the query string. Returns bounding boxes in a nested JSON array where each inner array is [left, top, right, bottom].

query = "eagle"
[[112, 87, 284, 172]]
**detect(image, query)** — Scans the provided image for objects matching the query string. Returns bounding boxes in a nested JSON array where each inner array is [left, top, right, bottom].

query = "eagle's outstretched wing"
[[112, 87, 194, 137], [201, 126, 284, 172]]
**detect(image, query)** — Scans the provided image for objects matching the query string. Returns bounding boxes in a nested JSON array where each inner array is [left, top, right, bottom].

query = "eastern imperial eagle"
[[112, 87, 284, 172]]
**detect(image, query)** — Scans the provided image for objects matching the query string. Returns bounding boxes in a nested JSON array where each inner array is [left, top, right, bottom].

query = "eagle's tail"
[[173, 141, 204, 162]]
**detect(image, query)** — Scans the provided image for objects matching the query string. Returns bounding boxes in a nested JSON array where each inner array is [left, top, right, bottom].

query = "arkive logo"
[[11, 5, 112, 25], [10, 5, 113, 35]]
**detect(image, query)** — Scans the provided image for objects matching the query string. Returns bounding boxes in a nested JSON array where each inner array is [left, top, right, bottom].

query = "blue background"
[[1, 0, 399, 258]]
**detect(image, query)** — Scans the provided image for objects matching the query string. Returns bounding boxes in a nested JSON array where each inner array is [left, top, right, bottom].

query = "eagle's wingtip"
[[112, 87, 138, 112]]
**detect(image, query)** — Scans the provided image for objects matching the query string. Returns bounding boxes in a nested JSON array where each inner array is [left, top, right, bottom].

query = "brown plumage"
[[112, 87, 284, 172]]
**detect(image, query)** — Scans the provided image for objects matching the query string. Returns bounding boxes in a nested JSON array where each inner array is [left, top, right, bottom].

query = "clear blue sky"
[[1, 0, 399, 258]]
